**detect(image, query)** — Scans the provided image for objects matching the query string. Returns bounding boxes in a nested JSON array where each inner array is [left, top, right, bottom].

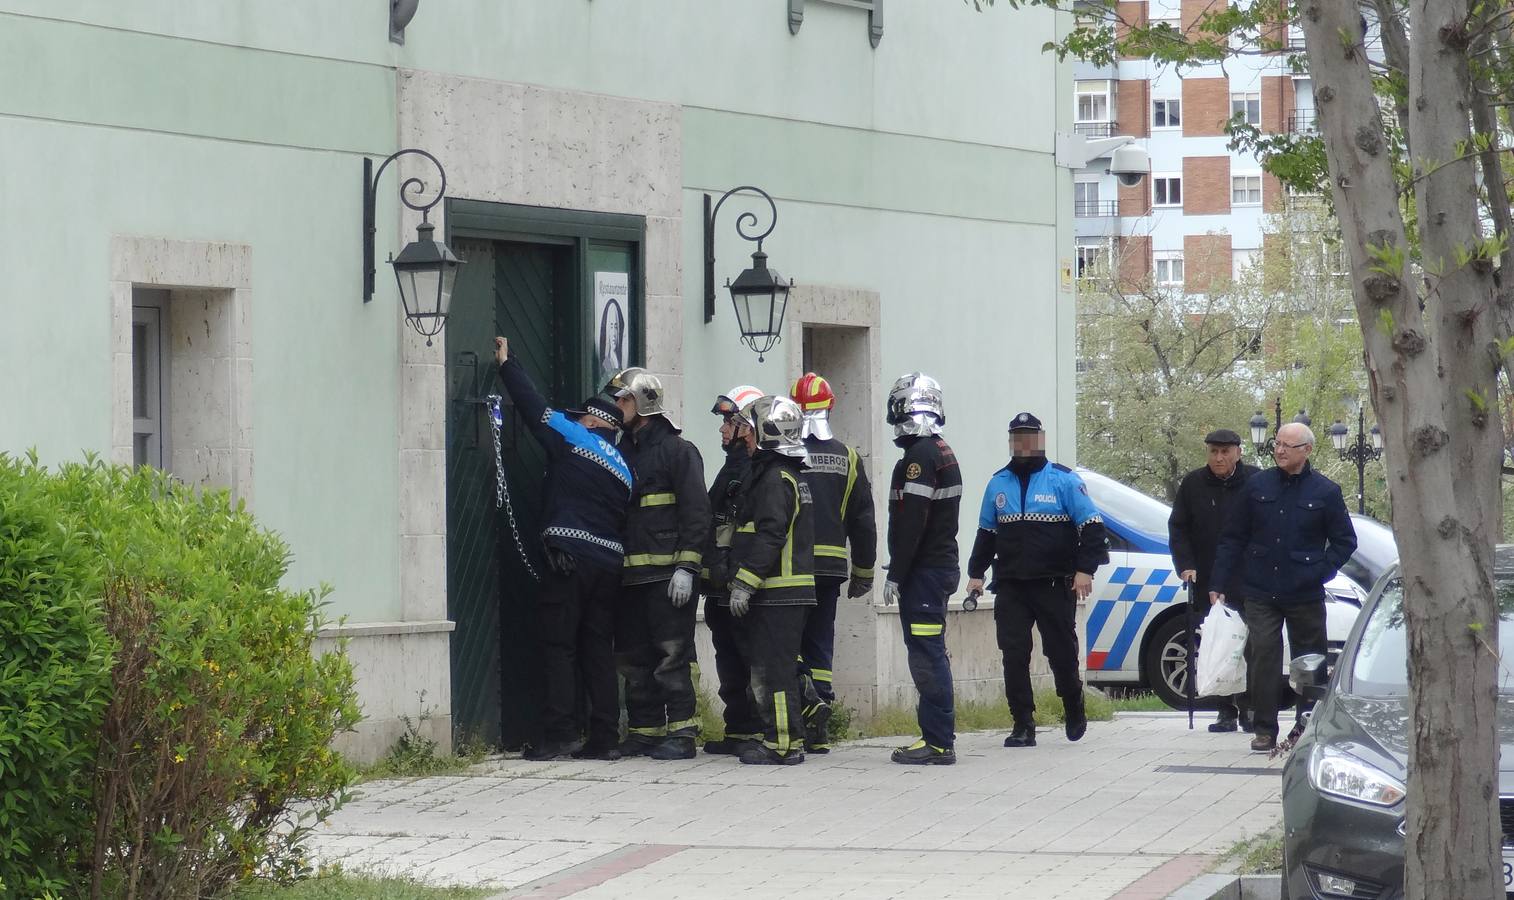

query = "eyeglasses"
[[1276, 440, 1312, 451]]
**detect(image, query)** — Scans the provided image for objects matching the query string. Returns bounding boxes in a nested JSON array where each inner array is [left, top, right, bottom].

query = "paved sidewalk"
[[309, 713, 1284, 899]]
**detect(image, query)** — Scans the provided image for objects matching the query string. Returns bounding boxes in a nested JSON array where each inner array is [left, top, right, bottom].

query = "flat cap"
[[1203, 428, 1243, 446]]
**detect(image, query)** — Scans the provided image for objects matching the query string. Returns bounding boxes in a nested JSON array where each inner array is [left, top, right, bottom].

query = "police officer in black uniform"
[[967, 412, 1109, 749], [605, 368, 710, 760], [726, 395, 816, 766], [1168, 428, 1260, 733], [494, 337, 632, 761], [700, 385, 767, 757], [882, 373, 962, 766]]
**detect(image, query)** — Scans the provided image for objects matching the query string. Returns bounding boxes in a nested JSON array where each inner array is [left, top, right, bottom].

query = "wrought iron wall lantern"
[[363, 148, 464, 346], [704, 185, 794, 362]]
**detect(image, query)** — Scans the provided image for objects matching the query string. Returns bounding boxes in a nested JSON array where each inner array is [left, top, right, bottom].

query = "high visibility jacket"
[[701, 443, 751, 597], [887, 435, 962, 585], [619, 415, 710, 586], [968, 456, 1110, 588], [799, 436, 877, 582], [727, 452, 816, 607]]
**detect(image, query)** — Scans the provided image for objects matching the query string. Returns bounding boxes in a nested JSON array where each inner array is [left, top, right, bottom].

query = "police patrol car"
[[1077, 468, 1378, 708]]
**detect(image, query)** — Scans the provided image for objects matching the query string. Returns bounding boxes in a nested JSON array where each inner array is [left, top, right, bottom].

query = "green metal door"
[[446, 237, 568, 749]]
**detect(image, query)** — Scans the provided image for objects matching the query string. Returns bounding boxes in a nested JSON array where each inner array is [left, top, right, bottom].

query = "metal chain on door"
[[486, 393, 541, 582]]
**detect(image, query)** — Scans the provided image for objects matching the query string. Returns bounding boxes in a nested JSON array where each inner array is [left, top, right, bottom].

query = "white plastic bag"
[[1196, 603, 1249, 697]]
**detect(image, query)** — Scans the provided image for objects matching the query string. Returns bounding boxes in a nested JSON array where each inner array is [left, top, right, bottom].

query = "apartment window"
[[1232, 174, 1263, 206], [1075, 180, 1115, 217], [1152, 174, 1182, 207], [1075, 80, 1111, 123], [1150, 14, 1180, 31], [1231, 92, 1261, 126], [1152, 98, 1182, 129], [1232, 248, 1261, 278], [1076, 238, 1112, 280], [1153, 251, 1185, 286], [131, 290, 170, 470]]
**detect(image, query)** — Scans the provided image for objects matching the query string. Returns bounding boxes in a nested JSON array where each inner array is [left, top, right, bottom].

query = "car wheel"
[[1143, 615, 1198, 709]]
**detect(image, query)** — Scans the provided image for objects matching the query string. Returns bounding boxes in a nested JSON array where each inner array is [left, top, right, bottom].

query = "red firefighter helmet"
[[790, 372, 835, 412]]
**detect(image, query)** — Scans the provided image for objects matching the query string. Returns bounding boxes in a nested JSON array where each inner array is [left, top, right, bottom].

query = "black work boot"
[[703, 735, 759, 756], [1209, 710, 1239, 733], [891, 739, 956, 765], [1003, 720, 1036, 748], [804, 702, 833, 754], [524, 739, 583, 761], [739, 745, 806, 766], [647, 735, 697, 760], [572, 740, 623, 761], [1238, 708, 1256, 733], [616, 734, 659, 758], [1064, 695, 1088, 742]]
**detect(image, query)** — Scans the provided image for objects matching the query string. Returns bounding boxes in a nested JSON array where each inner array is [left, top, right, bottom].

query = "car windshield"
[[1076, 468, 1171, 543], [1339, 515, 1397, 589], [1352, 572, 1514, 696]]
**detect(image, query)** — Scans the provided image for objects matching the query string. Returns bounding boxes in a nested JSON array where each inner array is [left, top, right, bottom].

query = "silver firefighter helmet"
[[886, 372, 945, 438], [745, 395, 808, 459], [604, 367, 671, 420]]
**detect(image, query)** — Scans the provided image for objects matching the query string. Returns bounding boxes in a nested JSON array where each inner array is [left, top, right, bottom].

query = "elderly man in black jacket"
[[1168, 428, 1260, 733], [1210, 422, 1357, 752]]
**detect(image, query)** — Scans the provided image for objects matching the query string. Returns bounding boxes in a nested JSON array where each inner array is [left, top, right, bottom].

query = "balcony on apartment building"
[[1073, 120, 1116, 138], [1287, 108, 1317, 133], [1075, 199, 1120, 217]]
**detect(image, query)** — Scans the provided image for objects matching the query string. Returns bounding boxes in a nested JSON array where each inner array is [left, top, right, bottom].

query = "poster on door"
[[593, 271, 630, 385]]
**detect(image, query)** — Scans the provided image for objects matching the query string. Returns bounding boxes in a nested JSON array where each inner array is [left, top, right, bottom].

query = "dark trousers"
[[900, 567, 958, 749], [734, 603, 809, 755], [539, 562, 620, 746], [799, 577, 843, 703], [615, 580, 699, 738], [994, 576, 1083, 723], [1242, 597, 1326, 738], [704, 595, 762, 739]]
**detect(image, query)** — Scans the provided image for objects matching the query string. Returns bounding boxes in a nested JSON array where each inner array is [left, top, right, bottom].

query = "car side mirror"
[[1289, 653, 1330, 701]]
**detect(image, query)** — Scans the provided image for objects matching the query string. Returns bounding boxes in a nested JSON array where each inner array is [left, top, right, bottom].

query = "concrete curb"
[[1166, 874, 1281, 899]]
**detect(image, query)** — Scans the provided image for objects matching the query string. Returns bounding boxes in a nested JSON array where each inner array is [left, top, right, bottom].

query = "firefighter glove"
[[729, 584, 754, 617], [882, 580, 900, 606], [847, 576, 874, 599], [668, 568, 695, 608]]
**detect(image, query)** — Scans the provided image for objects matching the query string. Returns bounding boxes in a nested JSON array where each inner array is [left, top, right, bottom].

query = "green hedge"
[[0, 456, 361, 899]]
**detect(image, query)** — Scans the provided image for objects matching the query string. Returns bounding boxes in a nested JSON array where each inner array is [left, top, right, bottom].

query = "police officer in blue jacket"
[[495, 337, 633, 762], [967, 412, 1109, 749]]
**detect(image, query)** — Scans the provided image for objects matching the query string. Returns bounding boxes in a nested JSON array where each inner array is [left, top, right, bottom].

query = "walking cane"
[[1184, 579, 1197, 730]]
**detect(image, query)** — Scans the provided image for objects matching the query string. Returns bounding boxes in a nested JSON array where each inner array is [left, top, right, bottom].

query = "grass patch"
[[353, 707, 491, 783], [1106, 690, 1174, 713], [233, 874, 493, 899], [1218, 824, 1285, 875], [850, 690, 1115, 739]]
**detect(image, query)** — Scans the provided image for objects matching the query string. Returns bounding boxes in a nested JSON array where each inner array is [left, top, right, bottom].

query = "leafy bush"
[[0, 454, 115, 897], [0, 456, 361, 899]]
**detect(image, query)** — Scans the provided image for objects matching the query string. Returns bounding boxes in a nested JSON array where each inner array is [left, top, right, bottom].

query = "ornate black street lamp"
[[1328, 404, 1384, 514], [703, 185, 794, 362], [363, 148, 464, 346], [1249, 396, 1313, 464]]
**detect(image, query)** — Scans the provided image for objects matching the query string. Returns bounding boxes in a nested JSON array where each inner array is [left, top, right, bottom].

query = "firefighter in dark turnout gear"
[[790, 373, 877, 753], [1168, 428, 1260, 733], [883, 373, 962, 766], [968, 412, 1109, 749], [726, 395, 816, 766], [493, 337, 632, 761], [700, 385, 767, 757], [605, 367, 710, 760]]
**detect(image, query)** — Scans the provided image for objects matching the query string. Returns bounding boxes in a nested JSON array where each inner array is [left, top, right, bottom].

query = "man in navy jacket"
[[495, 337, 633, 761], [1210, 422, 1357, 752]]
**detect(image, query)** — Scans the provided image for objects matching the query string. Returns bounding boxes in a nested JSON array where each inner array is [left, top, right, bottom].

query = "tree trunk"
[[1301, 1, 1503, 897]]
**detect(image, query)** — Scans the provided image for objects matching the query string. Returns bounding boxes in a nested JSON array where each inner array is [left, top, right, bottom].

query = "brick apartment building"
[[1072, 0, 1316, 294]]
